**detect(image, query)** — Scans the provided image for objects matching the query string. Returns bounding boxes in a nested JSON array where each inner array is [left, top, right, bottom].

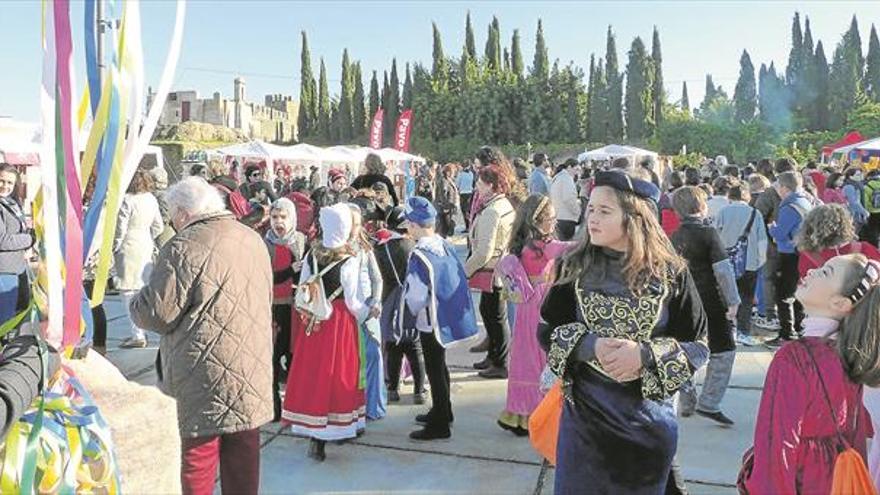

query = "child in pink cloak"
[[495, 195, 575, 435]]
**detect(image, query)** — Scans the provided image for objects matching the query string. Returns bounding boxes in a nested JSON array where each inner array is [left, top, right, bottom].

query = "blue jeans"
[[0, 273, 20, 324]]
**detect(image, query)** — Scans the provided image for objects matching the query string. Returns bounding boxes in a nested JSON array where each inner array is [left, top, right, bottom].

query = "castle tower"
[[233, 77, 246, 129]]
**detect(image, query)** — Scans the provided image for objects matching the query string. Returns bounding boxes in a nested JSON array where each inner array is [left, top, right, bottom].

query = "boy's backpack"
[[863, 178, 880, 214], [214, 183, 251, 219], [726, 208, 757, 279]]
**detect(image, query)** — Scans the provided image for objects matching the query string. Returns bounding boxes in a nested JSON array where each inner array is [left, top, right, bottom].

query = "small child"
[[264, 198, 306, 421], [742, 254, 875, 494]]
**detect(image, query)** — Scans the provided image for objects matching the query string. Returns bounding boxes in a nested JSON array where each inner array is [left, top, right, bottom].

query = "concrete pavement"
[[101, 236, 771, 494]]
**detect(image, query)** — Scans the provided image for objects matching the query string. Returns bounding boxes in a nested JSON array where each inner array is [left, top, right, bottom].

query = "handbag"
[[727, 208, 757, 279], [468, 270, 495, 292], [528, 380, 563, 466]]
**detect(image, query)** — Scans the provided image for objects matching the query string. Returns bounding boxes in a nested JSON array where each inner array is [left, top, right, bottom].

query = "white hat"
[[319, 204, 353, 249]]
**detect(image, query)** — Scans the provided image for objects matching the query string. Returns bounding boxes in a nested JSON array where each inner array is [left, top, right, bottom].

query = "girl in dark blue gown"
[[539, 169, 709, 494]]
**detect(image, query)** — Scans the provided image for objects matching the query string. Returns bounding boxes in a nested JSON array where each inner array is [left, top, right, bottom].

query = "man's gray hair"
[[776, 170, 802, 192], [164, 177, 226, 217]]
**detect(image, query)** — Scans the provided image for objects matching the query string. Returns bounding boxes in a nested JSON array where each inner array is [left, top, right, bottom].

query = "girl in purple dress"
[[496, 196, 575, 435]]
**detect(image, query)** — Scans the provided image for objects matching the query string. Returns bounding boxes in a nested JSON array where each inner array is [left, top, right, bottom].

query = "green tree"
[[785, 12, 805, 115], [532, 19, 549, 79], [759, 62, 790, 129], [352, 62, 366, 138], [847, 15, 865, 73], [681, 81, 690, 114], [829, 29, 865, 129], [385, 59, 401, 143], [402, 62, 413, 109], [464, 11, 477, 61], [297, 31, 316, 140], [588, 58, 608, 142], [605, 26, 624, 141], [624, 36, 654, 141], [511, 29, 524, 78], [865, 25, 880, 101], [368, 71, 380, 119], [847, 100, 880, 137], [733, 50, 757, 122], [484, 16, 502, 73], [337, 49, 354, 142], [815, 41, 831, 129], [651, 26, 664, 131], [432, 22, 448, 88], [317, 58, 331, 141], [701, 74, 717, 112], [585, 54, 596, 140]]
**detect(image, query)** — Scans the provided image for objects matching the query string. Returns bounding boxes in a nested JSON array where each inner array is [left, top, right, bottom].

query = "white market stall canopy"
[[578, 144, 659, 163], [209, 142, 425, 167], [831, 137, 880, 157]]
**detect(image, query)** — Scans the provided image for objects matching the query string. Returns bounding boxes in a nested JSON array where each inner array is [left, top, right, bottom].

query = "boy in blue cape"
[[400, 196, 479, 440]]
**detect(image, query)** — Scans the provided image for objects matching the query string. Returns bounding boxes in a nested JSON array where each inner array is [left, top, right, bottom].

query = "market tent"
[[830, 137, 880, 160], [821, 130, 864, 159], [578, 144, 659, 163], [0, 119, 41, 165]]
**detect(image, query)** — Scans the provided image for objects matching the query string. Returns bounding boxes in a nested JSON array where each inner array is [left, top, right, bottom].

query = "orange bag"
[[830, 448, 878, 495], [528, 381, 563, 465]]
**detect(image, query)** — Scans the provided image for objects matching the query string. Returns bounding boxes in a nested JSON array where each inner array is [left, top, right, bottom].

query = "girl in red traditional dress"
[[742, 253, 879, 494], [282, 204, 369, 461]]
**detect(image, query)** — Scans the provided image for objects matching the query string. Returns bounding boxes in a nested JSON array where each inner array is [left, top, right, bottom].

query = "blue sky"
[[2, 1, 880, 122]]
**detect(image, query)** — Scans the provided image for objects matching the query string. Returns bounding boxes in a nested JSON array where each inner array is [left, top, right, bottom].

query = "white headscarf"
[[319, 204, 353, 249]]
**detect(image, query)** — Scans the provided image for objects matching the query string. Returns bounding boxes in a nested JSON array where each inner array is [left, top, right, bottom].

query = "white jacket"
[[550, 172, 581, 222], [113, 192, 164, 291]]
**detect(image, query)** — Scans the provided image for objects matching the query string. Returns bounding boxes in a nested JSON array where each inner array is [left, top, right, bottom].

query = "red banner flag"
[[369, 109, 384, 149], [394, 109, 413, 152]]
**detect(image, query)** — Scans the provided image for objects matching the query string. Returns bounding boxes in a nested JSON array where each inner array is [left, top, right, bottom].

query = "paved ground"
[[101, 237, 773, 494]]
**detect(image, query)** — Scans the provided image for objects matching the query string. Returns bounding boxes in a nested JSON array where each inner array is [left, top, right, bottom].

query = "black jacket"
[[0, 335, 59, 442], [671, 218, 735, 352], [373, 235, 414, 302]]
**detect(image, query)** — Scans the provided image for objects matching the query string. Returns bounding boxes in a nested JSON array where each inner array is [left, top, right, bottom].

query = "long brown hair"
[[556, 170, 685, 293], [508, 195, 554, 258], [836, 254, 880, 387]]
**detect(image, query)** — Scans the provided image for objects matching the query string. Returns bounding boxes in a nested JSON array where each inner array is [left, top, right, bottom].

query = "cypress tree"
[[815, 41, 831, 129], [589, 59, 608, 142], [733, 50, 757, 122], [785, 13, 804, 88], [337, 49, 354, 142], [800, 16, 818, 126], [624, 37, 653, 141], [352, 62, 366, 137], [651, 26, 664, 130], [585, 54, 596, 140], [681, 81, 690, 114], [532, 19, 549, 79], [381, 71, 390, 120], [485, 18, 502, 73], [297, 31, 316, 140], [829, 31, 864, 129], [386, 60, 401, 143], [511, 29, 524, 78], [432, 22, 448, 87], [465, 11, 477, 61], [402, 62, 413, 109], [847, 15, 865, 73], [758, 63, 769, 120], [503, 48, 511, 73], [701, 74, 717, 111], [317, 58, 331, 141], [865, 25, 880, 101], [605, 26, 624, 141], [368, 71, 380, 120]]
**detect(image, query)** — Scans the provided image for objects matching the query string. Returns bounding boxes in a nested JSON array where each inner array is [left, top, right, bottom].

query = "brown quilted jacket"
[[129, 212, 274, 438]]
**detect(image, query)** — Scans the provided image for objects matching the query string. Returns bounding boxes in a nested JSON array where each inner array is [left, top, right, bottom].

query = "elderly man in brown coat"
[[129, 176, 273, 495]]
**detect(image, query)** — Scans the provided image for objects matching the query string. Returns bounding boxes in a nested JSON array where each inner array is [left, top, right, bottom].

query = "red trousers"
[[181, 428, 261, 495]]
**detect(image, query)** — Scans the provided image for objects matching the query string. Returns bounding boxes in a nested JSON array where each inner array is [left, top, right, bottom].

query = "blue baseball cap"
[[404, 196, 437, 227]]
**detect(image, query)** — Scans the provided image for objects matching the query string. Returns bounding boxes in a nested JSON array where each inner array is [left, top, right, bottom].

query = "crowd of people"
[[6, 141, 880, 493]]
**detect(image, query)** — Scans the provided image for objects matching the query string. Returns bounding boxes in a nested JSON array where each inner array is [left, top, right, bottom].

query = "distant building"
[[152, 77, 298, 143]]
